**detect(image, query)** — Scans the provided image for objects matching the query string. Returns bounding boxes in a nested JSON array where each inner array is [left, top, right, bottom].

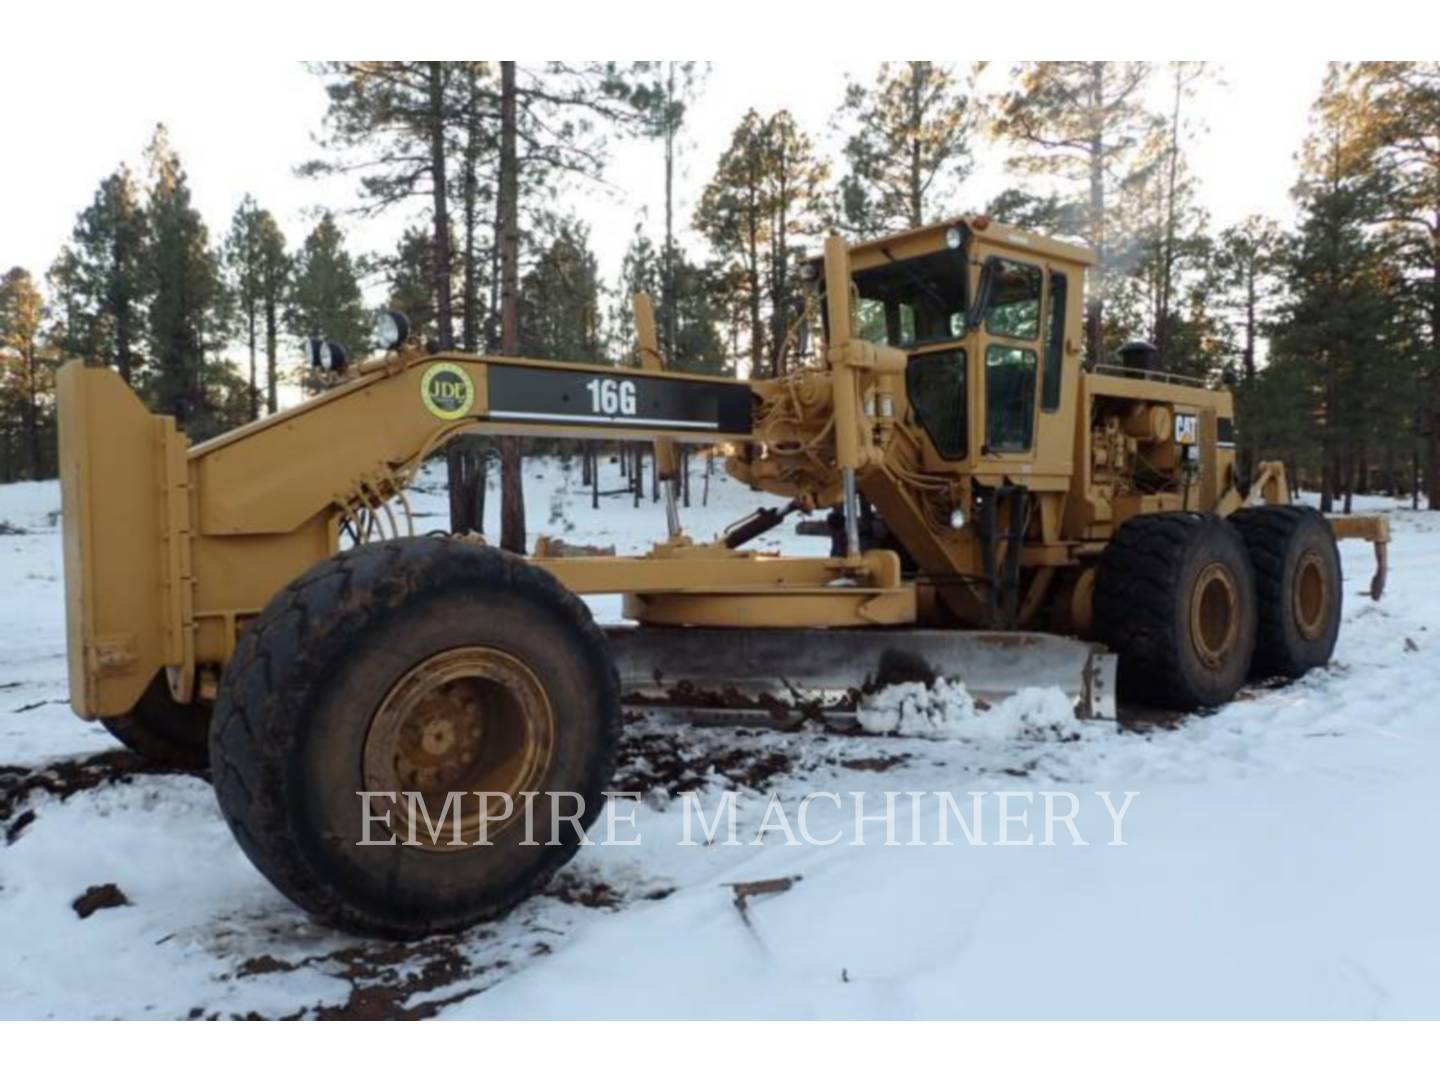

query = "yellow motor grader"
[[56, 215, 1388, 937]]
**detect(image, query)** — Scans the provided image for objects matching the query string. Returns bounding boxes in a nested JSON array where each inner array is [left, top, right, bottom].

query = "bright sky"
[[0, 59, 1328, 312]]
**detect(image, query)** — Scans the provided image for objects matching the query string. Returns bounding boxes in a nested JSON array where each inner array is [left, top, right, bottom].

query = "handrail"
[[1091, 363, 1211, 388]]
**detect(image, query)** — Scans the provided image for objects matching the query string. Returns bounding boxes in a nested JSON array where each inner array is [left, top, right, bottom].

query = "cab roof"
[[844, 214, 1096, 273]]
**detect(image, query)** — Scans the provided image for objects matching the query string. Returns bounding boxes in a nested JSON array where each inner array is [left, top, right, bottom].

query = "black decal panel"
[[485, 365, 753, 436]]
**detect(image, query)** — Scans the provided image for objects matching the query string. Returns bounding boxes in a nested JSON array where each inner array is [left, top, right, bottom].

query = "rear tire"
[[1229, 505, 1342, 679], [1095, 512, 1258, 710], [100, 674, 211, 769], [208, 537, 621, 939]]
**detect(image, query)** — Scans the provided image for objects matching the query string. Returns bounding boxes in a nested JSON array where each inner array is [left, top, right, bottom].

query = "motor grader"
[[56, 214, 1388, 937]]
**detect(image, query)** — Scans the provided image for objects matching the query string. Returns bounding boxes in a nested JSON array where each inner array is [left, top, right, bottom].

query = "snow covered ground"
[[1, 457, 1437, 1019]]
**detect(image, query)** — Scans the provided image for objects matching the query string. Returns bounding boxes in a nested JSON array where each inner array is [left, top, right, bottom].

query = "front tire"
[[1229, 505, 1342, 679], [1095, 512, 1258, 710], [209, 538, 621, 939]]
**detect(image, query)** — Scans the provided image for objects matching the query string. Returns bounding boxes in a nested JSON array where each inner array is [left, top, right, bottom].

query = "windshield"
[[852, 249, 968, 350]]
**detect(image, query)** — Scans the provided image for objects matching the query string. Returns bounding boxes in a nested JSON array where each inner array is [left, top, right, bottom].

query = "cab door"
[[968, 250, 1080, 490], [971, 254, 1045, 471]]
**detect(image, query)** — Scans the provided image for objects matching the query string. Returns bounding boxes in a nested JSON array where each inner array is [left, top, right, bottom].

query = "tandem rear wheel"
[[1096, 507, 1342, 712], [1095, 512, 1258, 711], [1229, 504, 1342, 679], [208, 537, 621, 939]]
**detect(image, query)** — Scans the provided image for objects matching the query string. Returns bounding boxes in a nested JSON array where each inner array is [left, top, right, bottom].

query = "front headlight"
[[374, 310, 411, 350], [308, 337, 348, 374]]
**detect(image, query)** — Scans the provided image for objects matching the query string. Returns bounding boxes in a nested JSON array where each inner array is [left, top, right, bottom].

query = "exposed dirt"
[[614, 726, 798, 798], [72, 883, 131, 918], [226, 935, 506, 1020], [827, 753, 912, 773], [212, 868, 681, 1020], [0, 749, 201, 845], [1, 709, 1111, 1018]]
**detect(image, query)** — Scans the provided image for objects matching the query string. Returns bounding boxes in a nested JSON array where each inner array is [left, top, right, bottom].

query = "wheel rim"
[[1293, 551, 1329, 641], [1189, 562, 1240, 670], [363, 646, 554, 851]]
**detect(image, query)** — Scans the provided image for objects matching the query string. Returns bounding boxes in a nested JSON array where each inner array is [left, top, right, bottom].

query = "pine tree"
[[254, 212, 290, 415], [982, 187, 1086, 237], [305, 62, 463, 349], [518, 217, 606, 363], [382, 226, 444, 343], [1209, 217, 1287, 477], [1211, 217, 1286, 383], [48, 166, 150, 382], [613, 226, 662, 362], [0, 267, 50, 479], [1272, 69, 1393, 511], [668, 255, 729, 376], [223, 195, 273, 420], [630, 62, 706, 358], [836, 61, 980, 237], [1108, 63, 1213, 365], [696, 109, 828, 377], [143, 125, 223, 430], [1345, 62, 1440, 506], [288, 212, 369, 394], [994, 62, 1160, 361]]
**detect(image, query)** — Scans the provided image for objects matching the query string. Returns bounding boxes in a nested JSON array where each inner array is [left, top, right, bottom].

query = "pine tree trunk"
[[747, 181, 763, 377], [427, 62, 455, 350], [24, 347, 40, 480], [498, 60, 527, 554], [1154, 66, 1183, 362], [445, 65, 488, 536], [116, 300, 134, 386], [461, 65, 482, 354], [247, 309, 259, 421], [1427, 237, 1440, 510], [909, 63, 923, 229], [1085, 63, 1106, 364], [265, 299, 279, 414], [662, 63, 678, 361]]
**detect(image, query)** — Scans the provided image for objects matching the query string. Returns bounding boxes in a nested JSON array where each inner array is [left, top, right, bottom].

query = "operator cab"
[[812, 215, 1092, 482]]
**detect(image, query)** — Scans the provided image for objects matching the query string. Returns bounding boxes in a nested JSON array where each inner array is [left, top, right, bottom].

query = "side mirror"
[[965, 256, 998, 333]]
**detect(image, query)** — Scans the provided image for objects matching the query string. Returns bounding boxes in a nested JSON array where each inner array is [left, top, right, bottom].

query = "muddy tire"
[[1095, 512, 1257, 710], [208, 537, 621, 939], [1229, 505, 1342, 679], [100, 674, 211, 769]]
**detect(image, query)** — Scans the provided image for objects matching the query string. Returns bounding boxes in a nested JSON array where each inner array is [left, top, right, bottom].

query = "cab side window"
[[984, 345, 1037, 453], [985, 259, 1043, 339], [906, 349, 968, 460], [1042, 271, 1067, 412]]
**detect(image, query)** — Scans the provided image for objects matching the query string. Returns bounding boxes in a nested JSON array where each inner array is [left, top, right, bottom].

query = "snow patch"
[[857, 679, 1083, 742]]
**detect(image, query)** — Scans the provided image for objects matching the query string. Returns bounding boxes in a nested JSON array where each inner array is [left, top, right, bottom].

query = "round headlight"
[[374, 310, 411, 350], [308, 337, 348, 374], [949, 507, 966, 530], [945, 227, 963, 250]]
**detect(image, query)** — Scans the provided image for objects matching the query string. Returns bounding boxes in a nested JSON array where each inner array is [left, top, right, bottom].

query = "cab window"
[[852, 250, 968, 349], [906, 349, 967, 459], [985, 345, 1037, 453], [985, 259, 1042, 339]]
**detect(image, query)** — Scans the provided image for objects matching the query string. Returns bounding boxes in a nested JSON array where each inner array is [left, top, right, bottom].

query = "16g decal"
[[585, 377, 637, 418]]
